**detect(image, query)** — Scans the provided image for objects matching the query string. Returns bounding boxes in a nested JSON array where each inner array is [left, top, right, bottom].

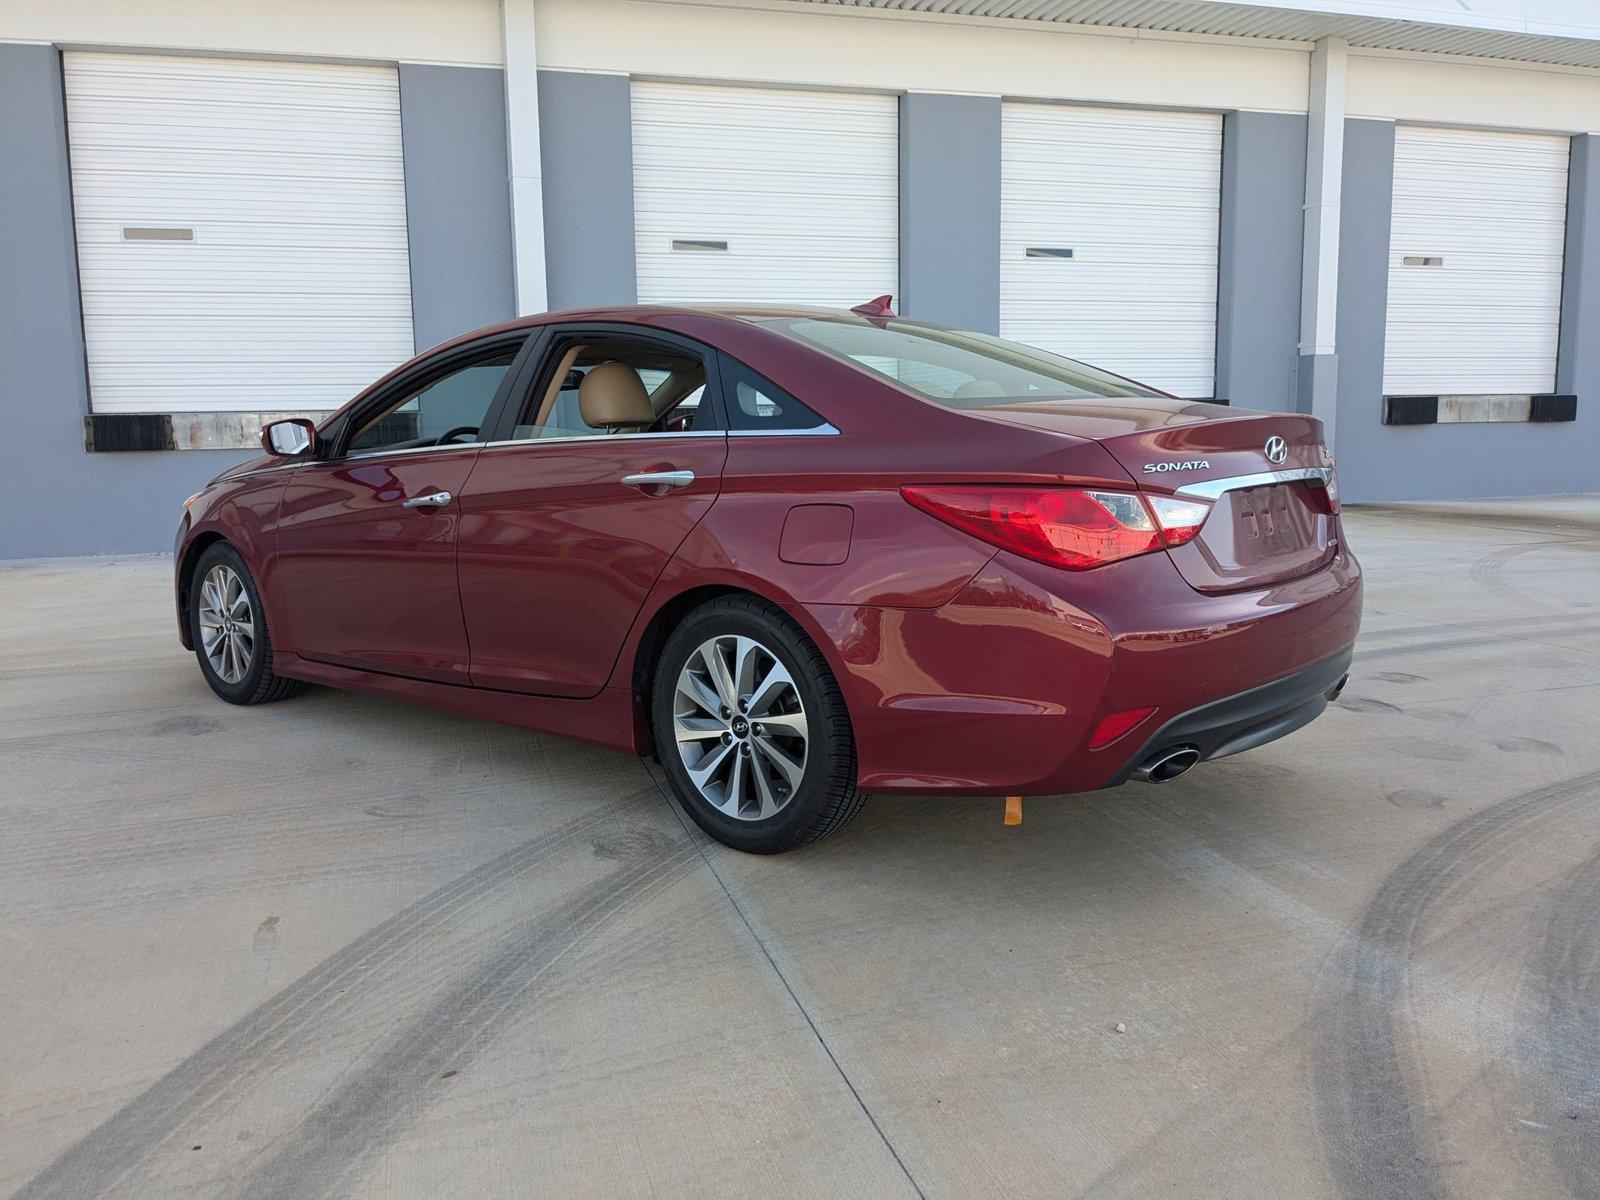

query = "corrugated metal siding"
[[1383, 125, 1569, 395], [1000, 102, 1221, 397], [64, 52, 415, 414], [632, 82, 897, 307], [782, 1, 1600, 69]]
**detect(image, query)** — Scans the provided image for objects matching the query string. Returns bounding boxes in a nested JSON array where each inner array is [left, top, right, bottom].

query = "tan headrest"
[[579, 362, 653, 429]]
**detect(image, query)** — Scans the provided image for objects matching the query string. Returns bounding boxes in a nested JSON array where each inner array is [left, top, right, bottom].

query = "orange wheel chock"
[[1004, 795, 1023, 826]]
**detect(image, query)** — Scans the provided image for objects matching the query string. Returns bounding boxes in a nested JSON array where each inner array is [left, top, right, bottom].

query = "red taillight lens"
[[1145, 494, 1211, 547], [1088, 706, 1157, 750], [1299, 471, 1340, 516], [901, 485, 1212, 570]]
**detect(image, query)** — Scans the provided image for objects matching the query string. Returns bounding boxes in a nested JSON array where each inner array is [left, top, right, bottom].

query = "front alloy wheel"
[[187, 541, 305, 705], [651, 595, 866, 854], [197, 563, 255, 684]]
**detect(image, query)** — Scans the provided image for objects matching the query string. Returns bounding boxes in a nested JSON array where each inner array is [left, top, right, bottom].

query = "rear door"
[[271, 334, 529, 682], [456, 325, 728, 697]]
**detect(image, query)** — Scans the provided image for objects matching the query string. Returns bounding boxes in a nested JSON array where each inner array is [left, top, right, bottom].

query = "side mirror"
[[262, 418, 317, 458]]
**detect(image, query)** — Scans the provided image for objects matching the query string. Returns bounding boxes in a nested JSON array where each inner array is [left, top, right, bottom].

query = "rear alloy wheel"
[[675, 634, 809, 822], [652, 596, 865, 853], [188, 542, 305, 705]]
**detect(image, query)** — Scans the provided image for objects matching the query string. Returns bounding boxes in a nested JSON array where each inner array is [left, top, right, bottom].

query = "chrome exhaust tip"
[[1134, 746, 1202, 783]]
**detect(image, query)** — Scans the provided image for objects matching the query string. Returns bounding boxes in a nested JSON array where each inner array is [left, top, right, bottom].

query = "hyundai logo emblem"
[[1264, 436, 1288, 465]]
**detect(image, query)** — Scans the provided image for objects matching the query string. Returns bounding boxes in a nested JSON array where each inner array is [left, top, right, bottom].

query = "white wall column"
[[501, 0, 548, 314], [1298, 37, 1346, 445]]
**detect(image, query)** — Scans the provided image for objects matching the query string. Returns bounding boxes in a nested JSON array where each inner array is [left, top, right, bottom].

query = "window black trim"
[[714, 352, 831, 433]]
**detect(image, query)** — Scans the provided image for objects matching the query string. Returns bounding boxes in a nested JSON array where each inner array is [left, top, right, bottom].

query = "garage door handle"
[[620, 470, 694, 490], [401, 490, 452, 509]]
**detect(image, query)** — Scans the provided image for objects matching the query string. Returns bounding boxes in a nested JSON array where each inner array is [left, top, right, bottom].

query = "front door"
[[271, 336, 526, 683], [457, 327, 728, 697]]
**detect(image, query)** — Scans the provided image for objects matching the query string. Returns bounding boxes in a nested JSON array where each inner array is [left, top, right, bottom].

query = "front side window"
[[513, 336, 712, 440], [763, 317, 1164, 407], [346, 346, 518, 455]]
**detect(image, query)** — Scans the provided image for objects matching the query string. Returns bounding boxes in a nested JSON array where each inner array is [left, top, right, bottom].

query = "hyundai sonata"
[[175, 300, 1361, 853]]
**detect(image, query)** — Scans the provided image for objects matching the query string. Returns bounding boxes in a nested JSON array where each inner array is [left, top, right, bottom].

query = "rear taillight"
[[901, 485, 1213, 571], [1145, 495, 1211, 546], [1301, 470, 1340, 516]]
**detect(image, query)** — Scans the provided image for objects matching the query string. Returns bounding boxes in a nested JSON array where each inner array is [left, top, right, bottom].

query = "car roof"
[[416, 302, 876, 362], [543, 302, 867, 324]]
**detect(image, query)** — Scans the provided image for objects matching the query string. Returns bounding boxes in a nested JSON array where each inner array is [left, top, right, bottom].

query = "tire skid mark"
[[1358, 614, 1599, 645], [1357, 634, 1597, 663], [13, 790, 656, 1200], [1312, 769, 1600, 1200], [233, 838, 699, 1200], [1531, 849, 1600, 1197], [1469, 544, 1553, 612]]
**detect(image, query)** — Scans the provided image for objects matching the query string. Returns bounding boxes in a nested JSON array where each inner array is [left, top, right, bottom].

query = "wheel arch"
[[623, 576, 852, 760], [176, 530, 230, 650]]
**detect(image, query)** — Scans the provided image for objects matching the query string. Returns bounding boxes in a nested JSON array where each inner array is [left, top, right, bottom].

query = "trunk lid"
[[970, 399, 1338, 593]]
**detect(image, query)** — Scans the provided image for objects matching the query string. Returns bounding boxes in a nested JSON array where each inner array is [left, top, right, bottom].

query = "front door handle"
[[401, 490, 453, 509], [620, 470, 694, 491]]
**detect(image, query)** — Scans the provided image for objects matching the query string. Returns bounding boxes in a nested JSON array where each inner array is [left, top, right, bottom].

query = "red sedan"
[[175, 302, 1362, 853]]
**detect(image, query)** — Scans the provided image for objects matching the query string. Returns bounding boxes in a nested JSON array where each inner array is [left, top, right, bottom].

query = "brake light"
[[900, 485, 1212, 571]]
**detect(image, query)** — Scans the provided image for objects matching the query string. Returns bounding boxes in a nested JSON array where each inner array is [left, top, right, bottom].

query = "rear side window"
[[763, 316, 1164, 406], [719, 357, 829, 432], [512, 335, 714, 440]]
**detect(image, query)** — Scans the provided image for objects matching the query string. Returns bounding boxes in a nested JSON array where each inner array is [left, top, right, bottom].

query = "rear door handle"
[[401, 490, 452, 509], [620, 470, 694, 491]]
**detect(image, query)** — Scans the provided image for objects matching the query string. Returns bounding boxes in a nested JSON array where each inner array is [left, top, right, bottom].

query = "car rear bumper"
[[1104, 646, 1352, 787], [800, 541, 1363, 796]]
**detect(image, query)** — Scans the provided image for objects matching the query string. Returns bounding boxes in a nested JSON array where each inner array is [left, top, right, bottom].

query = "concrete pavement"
[[2, 499, 1597, 1198]]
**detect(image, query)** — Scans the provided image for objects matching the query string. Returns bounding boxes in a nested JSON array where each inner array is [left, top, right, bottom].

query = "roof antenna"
[[850, 294, 896, 319]]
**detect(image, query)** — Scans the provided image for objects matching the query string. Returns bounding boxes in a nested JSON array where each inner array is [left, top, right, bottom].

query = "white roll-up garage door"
[[1384, 125, 1569, 396], [63, 52, 415, 414], [632, 82, 897, 308], [1001, 103, 1222, 399]]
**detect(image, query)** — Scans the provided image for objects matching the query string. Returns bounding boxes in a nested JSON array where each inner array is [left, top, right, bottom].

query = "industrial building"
[[2, 0, 1597, 557]]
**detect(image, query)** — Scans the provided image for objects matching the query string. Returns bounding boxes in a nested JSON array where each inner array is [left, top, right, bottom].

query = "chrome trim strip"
[[729, 423, 840, 437], [343, 440, 483, 462], [1174, 467, 1333, 501], [477, 425, 838, 451], [479, 430, 725, 451]]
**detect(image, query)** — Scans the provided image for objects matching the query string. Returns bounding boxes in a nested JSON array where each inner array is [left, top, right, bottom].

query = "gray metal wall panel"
[[899, 92, 1000, 332], [1331, 119, 1395, 501], [1558, 135, 1597, 406], [538, 70, 637, 310], [1336, 120, 1598, 502], [399, 64, 515, 352], [0, 44, 245, 560], [1216, 111, 1307, 411]]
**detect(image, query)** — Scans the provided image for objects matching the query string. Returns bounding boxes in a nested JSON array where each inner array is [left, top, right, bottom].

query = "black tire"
[[188, 541, 306, 706], [651, 594, 866, 854]]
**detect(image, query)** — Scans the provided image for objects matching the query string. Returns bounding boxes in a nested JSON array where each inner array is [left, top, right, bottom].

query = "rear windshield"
[[762, 316, 1164, 407]]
